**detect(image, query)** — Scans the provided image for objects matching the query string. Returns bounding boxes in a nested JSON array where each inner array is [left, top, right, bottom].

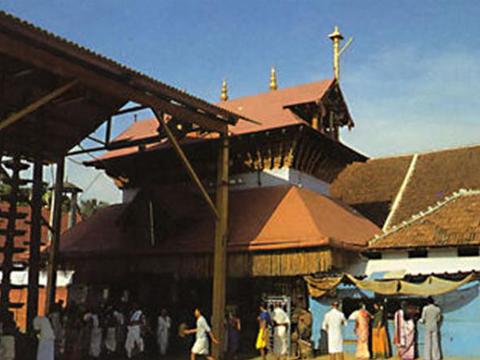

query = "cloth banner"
[[304, 276, 342, 298], [306, 273, 477, 298]]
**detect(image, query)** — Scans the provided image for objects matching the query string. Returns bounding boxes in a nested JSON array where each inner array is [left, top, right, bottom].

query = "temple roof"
[[60, 185, 380, 258], [331, 144, 480, 229], [369, 189, 480, 250]]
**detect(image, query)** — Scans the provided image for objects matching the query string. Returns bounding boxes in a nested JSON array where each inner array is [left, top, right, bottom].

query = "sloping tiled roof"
[[330, 155, 413, 226], [96, 80, 336, 161], [331, 144, 480, 229], [60, 185, 380, 257], [369, 189, 480, 249], [219, 79, 335, 135], [387, 145, 480, 226]]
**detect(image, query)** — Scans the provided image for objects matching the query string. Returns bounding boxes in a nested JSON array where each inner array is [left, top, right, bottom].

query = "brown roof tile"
[[60, 185, 380, 257], [369, 189, 480, 249], [388, 145, 480, 225], [330, 155, 413, 226]]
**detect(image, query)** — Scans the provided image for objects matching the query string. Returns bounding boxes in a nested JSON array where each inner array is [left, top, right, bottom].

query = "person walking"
[[371, 302, 391, 359], [349, 303, 371, 360], [272, 303, 290, 360], [125, 303, 146, 358], [157, 309, 171, 356], [255, 304, 271, 360], [184, 308, 219, 360], [226, 310, 241, 360], [322, 301, 347, 360], [420, 297, 442, 360]]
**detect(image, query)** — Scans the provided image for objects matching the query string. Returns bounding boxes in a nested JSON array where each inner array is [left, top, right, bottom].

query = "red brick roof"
[[331, 144, 480, 229], [369, 189, 480, 249], [60, 185, 380, 257]]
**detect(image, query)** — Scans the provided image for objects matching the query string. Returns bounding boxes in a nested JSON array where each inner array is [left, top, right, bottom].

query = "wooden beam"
[[0, 33, 231, 133], [152, 108, 219, 218], [211, 135, 229, 359], [44, 158, 64, 314], [26, 159, 42, 332], [0, 80, 77, 131]]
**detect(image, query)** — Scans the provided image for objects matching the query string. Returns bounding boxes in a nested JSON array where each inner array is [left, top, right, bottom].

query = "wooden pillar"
[[26, 159, 43, 331], [44, 158, 64, 314], [211, 135, 229, 360]]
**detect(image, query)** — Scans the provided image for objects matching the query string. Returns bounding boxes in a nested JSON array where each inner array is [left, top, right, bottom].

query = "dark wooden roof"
[[0, 10, 246, 161], [369, 189, 480, 249]]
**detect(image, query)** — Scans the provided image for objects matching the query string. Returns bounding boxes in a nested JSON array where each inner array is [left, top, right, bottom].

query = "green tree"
[[79, 199, 109, 219]]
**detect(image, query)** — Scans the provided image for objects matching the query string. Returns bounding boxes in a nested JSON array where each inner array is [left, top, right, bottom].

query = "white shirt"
[[322, 308, 346, 354], [272, 307, 290, 327], [196, 316, 211, 341], [33, 316, 55, 341]]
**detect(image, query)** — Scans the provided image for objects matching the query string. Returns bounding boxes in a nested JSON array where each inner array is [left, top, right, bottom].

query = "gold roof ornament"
[[220, 79, 228, 101], [269, 66, 278, 91], [328, 25, 352, 81]]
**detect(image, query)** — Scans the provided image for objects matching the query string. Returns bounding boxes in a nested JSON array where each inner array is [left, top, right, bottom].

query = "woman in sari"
[[371, 303, 391, 359], [397, 306, 416, 360], [349, 303, 371, 360], [255, 304, 271, 360]]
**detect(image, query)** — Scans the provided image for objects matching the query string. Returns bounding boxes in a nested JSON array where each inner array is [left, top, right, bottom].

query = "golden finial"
[[220, 79, 228, 101], [328, 25, 352, 81], [269, 66, 278, 91]]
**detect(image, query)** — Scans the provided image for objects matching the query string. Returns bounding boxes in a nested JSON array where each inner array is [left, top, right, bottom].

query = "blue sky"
[[2, 1, 480, 203]]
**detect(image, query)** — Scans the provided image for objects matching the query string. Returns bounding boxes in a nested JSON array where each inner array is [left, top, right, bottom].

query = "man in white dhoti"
[[84, 310, 103, 359], [272, 303, 290, 360], [184, 308, 219, 360], [157, 308, 171, 356], [322, 301, 347, 360], [125, 303, 145, 359], [33, 316, 55, 360]]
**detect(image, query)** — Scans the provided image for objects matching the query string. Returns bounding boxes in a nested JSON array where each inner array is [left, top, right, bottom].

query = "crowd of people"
[[322, 297, 442, 360]]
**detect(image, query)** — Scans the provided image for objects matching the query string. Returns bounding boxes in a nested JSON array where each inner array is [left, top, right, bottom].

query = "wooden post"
[[44, 158, 64, 314], [26, 159, 43, 331], [211, 135, 229, 360]]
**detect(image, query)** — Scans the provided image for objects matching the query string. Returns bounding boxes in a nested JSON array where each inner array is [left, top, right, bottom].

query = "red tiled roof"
[[97, 80, 335, 161], [219, 79, 335, 135], [369, 189, 480, 249], [60, 185, 380, 257]]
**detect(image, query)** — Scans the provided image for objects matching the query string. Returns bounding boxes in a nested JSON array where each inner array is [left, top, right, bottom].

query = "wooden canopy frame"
[[0, 10, 232, 347]]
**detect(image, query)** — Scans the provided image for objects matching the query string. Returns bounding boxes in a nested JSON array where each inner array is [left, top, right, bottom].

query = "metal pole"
[[211, 135, 229, 360], [26, 159, 43, 331], [44, 158, 64, 314]]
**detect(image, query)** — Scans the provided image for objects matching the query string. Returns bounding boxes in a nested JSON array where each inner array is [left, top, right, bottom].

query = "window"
[[408, 249, 428, 258], [458, 246, 479, 257]]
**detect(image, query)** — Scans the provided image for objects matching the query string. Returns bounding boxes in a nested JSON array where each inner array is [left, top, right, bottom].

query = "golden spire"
[[269, 66, 278, 91], [220, 79, 228, 101], [328, 25, 352, 81]]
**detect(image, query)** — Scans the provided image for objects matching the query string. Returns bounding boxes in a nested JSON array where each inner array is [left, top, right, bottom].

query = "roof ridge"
[[218, 79, 334, 105], [370, 142, 480, 161], [369, 188, 480, 246]]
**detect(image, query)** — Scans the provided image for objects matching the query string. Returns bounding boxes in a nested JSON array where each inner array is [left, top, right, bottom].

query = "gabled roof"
[[94, 79, 351, 162], [331, 144, 480, 228], [369, 189, 480, 250], [60, 185, 380, 257], [219, 79, 335, 135]]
